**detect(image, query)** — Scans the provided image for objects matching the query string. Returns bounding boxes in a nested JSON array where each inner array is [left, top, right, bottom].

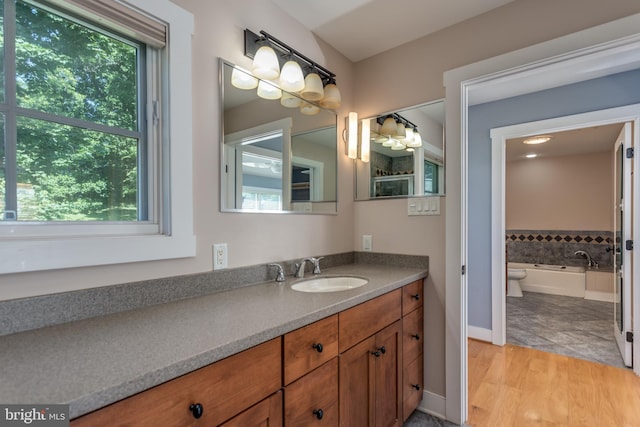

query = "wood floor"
[[468, 339, 640, 426]]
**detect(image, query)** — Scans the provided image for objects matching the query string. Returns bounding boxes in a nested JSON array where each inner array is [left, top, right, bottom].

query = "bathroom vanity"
[[0, 259, 427, 426]]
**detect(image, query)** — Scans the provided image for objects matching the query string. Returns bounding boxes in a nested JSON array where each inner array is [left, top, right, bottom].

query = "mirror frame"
[[219, 58, 339, 214], [355, 99, 445, 201]]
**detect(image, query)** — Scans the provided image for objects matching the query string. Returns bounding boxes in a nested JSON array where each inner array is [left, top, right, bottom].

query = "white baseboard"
[[468, 325, 492, 342], [417, 390, 446, 419], [584, 290, 615, 302]]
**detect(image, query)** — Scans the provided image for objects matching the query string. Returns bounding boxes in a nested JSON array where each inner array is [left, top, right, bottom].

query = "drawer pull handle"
[[189, 403, 204, 419], [411, 293, 420, 301], [371, 346, 386, 357], [312, 343, 323, 353], [313, 408, 324, 420], [412, 384, 421, 391], [411, 333, 420, 340]]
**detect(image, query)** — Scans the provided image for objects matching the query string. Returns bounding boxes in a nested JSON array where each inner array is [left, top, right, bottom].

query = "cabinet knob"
[[412, 384, 421, 391], [411, 333, 420, 340], [371, 346, 386, 357], [312, 343, 323, 353], [313, 409, 324, 420], [411, 293, 420, 301], [189, 403, 204, 419]]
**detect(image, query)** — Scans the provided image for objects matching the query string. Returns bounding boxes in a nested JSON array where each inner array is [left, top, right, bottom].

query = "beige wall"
[[506, 151, 613, 231]]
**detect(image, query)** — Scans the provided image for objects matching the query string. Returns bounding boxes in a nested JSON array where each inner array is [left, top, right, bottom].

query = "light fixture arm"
[[244, 29, 337, 84]]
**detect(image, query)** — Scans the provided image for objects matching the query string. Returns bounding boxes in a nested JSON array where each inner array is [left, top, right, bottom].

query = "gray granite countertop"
[[0, 263, 427, 419]]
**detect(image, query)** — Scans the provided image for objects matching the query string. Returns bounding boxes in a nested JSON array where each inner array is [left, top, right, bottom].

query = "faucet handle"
[[310, 257, 324, 274], [268, 263, 286, 282]]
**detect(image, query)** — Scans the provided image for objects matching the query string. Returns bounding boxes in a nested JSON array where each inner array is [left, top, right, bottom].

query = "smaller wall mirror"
[[220, 59, 338, 213], [355, 100, 445, 200]]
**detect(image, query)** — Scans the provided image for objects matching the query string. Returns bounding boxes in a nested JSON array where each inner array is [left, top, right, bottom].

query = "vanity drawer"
[[339, 289, 401, 352], [71, 338, 282, 427], [284, 314, 338, 385], [285, 358, 339, 427], [402, 356, 424, 422], [403, 307, 424, 364], [402, 279, 424, 316]]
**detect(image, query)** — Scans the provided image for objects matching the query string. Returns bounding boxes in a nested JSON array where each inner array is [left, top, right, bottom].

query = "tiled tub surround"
[[506, 229, 613, 268], [0, 252, 427, 419]]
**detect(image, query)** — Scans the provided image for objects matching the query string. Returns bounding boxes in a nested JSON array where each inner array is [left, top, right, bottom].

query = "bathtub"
[[508, 262, 586, 297]]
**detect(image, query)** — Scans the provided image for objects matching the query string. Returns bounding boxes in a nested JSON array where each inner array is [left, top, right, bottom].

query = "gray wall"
[[468, 69, 640, 329]]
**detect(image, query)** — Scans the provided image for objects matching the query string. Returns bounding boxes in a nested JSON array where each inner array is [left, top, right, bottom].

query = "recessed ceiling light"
[[525, 153, 538, 159], [523, 135, 551, 145]]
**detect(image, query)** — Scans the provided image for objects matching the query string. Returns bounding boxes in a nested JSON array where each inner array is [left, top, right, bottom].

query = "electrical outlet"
[[362, 235, 372, 252], [213, 243, 228, 270]]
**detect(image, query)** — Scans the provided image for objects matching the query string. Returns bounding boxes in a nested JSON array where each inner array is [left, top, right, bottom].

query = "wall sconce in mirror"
[[343, 112, 370, 162], [238, 29, 342, 114]]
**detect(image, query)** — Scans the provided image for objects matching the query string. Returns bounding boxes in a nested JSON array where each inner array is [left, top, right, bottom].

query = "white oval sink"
[[291, 276, 368, 293]]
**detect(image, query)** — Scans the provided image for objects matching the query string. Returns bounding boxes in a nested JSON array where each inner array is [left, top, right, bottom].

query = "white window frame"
[[0, 0, 195, 274]]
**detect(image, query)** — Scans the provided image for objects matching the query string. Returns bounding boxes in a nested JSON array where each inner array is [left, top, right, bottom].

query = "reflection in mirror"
[[220, 59, 338, 213], [355, 100, 444, 200]]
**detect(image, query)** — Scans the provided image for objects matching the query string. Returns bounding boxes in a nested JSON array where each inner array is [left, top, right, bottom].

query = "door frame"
[[489, 106, 640, 373], [443, 15, 640, 424]]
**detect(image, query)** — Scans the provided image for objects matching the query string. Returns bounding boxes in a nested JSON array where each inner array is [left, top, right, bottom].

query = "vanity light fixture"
[[523, 135, 551, 145], [231, 66, 258, 90], [360, 118, 370, 163], [256, 79, 282, 100], [244, 29, 342, 109], [347, 112, 358, 159], [375, 114, 422, 151]]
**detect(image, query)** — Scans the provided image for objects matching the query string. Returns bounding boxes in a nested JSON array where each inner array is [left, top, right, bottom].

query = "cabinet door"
[[220, 391, 282, 427], [402, 308, 423, 365], [402, 280, 424, 316], [403, 357, 424, 423], [374, 321, 402, 427], [285, 358, 339, 427], [339, 336, 376, 426]]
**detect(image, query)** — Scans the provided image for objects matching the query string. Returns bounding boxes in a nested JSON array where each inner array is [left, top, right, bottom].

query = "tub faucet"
[[574, 250, 598, 269]]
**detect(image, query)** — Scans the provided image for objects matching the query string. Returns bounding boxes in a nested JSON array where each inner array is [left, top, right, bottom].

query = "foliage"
[[3, 1, 141, 221]]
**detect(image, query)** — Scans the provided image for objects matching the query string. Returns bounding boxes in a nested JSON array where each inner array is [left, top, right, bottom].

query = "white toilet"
[[507, 268, 526, 297]]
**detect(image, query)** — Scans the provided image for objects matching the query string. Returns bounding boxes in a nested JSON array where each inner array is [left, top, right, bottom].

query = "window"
[[424, 160, 439, 194], [0, 0, 195, 274]]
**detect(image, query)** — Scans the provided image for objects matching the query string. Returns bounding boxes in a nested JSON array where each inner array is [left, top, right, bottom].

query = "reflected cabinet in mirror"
[[220, 59, 338, 213], [355, 100, 444, 200]]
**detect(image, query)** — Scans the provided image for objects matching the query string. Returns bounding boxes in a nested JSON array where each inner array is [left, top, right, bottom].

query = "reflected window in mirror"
[[220, 59, 338, 214], [355, 100, 445, 200]]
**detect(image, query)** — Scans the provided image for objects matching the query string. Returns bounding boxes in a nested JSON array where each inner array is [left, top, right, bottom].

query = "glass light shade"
[[279, 60, 305, 92], [382, 137, 394, 147], [257, 80, 282, 100], [393, 122, 406, 139], [252, 45, 280, 80], [347, 112, 358, 159], [374, 135, 387, 143], [406, 131, 423, 148], [231, 67, 258, 90], [391, 140, 406, 150], [280, 91, 302, 108], [300, 72, 324, 101], [403, 127, 415, 145], [319, 83, 341, 109], [300, 101, 320, 115], [360, 118, 370, 163], [380, 117, 397, 136]]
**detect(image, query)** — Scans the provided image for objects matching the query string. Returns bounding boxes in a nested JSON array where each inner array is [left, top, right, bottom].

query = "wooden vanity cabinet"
[[338, 290, 403, 427], [401, 279, 425, 421], [220, 391, 282, 427], [70, 338, 282, 427]]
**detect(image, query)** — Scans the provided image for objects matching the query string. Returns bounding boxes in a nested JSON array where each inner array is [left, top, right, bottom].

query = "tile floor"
[[404, 410, 462, 426], [506, 291, 627, 369]]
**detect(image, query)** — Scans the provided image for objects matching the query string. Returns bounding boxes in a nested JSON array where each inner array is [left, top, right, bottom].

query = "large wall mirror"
[[220, 59, 338, 213], [355, 100, 445, 200]]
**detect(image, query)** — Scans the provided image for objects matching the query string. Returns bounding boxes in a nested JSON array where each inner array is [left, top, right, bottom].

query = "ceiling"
[[271, 0, 517, 62], [506, 123, 625, 162]]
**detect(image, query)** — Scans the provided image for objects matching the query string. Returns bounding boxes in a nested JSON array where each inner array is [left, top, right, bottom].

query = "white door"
[[613, 122, 633, 367]]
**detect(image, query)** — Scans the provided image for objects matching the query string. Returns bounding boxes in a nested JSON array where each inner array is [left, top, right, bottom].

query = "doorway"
[[501, 121, 631, 368], [489, 106, 639, 372]]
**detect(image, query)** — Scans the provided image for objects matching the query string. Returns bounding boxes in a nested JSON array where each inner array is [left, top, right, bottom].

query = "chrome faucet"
[[295, 258, 314, 278], [574, 250, 598, 269], [268, 263, 286, 282], [310, 256, 324, 274]]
